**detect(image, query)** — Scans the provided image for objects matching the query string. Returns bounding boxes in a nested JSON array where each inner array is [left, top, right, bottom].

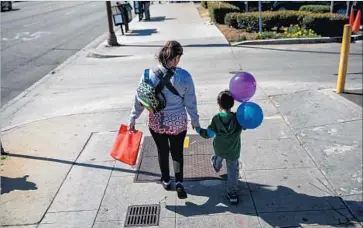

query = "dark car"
[[272, 1, 362, 25], [271, 1, 361, 15], [1, 1, 13, 11], [271, 1, 317, 11], [227, 1, 274, 12]]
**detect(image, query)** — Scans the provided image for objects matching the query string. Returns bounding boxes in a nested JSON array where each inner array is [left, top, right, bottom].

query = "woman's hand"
[[128, 124, 136, 133]]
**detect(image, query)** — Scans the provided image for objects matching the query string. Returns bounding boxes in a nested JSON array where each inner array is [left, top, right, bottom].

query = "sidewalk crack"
[[47, 209, 97, 214], [91, 160, 116, 227], [36, 132, 95, 225]]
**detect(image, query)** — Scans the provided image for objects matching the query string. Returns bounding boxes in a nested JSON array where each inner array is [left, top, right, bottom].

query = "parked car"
[[228, 1, 361, 26], [1, 1, 13, 11], [272, 1, 362, 25], [227, 1, 274, 12], [271, 1, 361, 15]]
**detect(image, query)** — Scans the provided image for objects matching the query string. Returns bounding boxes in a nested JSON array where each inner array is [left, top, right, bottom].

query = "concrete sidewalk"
[[87, 2, 227, 58], [1, 2, 362, 228]]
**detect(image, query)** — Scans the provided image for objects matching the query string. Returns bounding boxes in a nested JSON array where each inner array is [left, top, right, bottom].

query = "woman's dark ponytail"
[[157, 40, 183, 68]]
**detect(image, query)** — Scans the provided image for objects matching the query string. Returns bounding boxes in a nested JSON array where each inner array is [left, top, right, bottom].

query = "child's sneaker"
[[160, 179, 171, 191], [176, 182, 187, 199], [227, 192, 239, 205], [211, 155, 221, 173]]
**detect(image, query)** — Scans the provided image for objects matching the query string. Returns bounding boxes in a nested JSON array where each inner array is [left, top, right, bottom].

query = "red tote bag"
[[110, 124, 143, 166]]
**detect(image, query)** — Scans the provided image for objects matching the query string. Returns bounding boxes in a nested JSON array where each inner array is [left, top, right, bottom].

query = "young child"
[[195, 90, 245, 205]]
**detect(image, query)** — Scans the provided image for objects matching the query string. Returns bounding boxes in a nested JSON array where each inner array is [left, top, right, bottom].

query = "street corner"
[[320, 88, 363, 114], [86, 48, 128, 59], [86, 42, 161, 59], [339, 88, 363, 108], [231, 34, 363, 46]]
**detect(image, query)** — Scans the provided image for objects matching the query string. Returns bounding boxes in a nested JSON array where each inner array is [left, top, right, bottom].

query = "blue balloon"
[[236, 102, 264, 129]]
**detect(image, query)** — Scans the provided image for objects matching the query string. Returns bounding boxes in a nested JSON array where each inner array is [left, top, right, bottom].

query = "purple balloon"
[[229, 72, 256, 102]]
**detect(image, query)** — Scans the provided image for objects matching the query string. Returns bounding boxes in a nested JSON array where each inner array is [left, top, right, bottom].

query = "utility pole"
[[346, 1, 350, 17], [330, 1, 334, 13], [106, 1, 119, 46], [258, 0, 262, 33]]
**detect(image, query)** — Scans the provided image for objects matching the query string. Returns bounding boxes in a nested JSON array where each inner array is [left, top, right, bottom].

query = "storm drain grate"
[[124, 204, 160, 227]]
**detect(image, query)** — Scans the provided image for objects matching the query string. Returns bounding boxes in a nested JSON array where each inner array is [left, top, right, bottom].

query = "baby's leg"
[[211, 155, 223, 172], [226, 159, 239, 195]]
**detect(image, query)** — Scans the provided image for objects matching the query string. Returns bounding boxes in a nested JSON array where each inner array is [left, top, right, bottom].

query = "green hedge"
[[208, 2, 240, 24], [299, 5, 330, 13], [225, 11, 307, 32], [301, 13, 347, 37], [225, 11, 348, 36]]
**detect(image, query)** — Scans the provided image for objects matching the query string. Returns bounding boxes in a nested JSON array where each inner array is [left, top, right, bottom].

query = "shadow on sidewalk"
[[127, 29, 158, 36], [1, 8, 21, 13], [144, 16, 175, 22], [1, 175, 37, 194], [6, 153, 160, 178], [235, 45, 363, 56], [165, 181, 362, 227]]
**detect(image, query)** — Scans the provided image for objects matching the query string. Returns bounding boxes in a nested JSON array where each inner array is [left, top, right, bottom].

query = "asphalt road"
[[1, 1, 108, 107]]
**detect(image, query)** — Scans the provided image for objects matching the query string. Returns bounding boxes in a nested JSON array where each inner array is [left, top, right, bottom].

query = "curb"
[[86, 50, 131, 59], [0, 31, 110, 114], [320, 88, 363, 114], [231, 34, 363, 46]]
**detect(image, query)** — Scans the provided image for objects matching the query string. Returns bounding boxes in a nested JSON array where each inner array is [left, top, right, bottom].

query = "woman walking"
[[129, 40, 200, 199]]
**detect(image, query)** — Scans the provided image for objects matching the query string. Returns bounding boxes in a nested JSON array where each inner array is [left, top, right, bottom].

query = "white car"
[[1, 1, 13, 12]]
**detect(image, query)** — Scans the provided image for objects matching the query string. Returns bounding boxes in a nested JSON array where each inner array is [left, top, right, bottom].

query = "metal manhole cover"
[[124, 204, 160, 227]]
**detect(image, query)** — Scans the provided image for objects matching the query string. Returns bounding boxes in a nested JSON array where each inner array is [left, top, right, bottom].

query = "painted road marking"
[[264, 115, 283, 120], [24, 21, 40, 28], [2, 31, 50, 41], [66, 11, 75, 15]]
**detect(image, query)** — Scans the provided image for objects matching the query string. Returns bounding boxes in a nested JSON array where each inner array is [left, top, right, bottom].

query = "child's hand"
[[196, 127, 215, 139], [206, 128, 215, 137], [195, 127, 201, 134]]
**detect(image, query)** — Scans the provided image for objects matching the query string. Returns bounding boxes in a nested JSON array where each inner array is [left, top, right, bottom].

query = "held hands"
[[128, 124, 137, 133], [194, 126, 215, 139]]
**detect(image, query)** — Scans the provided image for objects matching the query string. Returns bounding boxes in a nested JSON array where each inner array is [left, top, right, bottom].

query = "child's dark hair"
[[157, 40, 183, 68], [217, 90, 234, 111]]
